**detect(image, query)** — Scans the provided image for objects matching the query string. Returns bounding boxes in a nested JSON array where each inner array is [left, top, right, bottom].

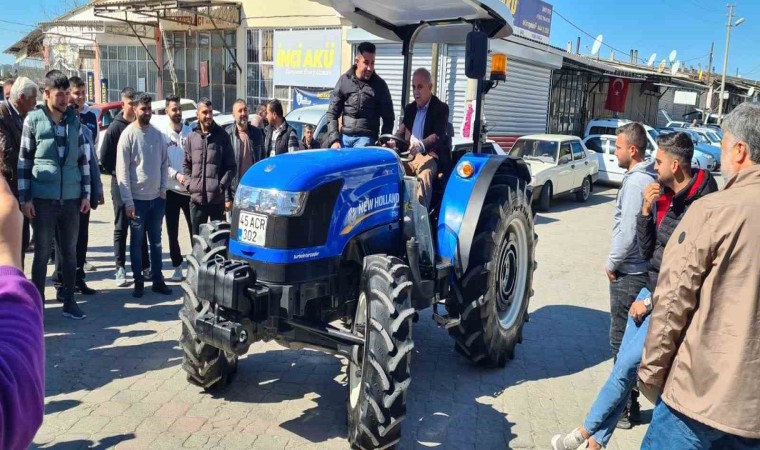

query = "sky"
[[1, 0, 759, 80]]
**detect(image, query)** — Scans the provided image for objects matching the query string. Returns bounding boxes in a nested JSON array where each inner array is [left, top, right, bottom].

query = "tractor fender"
[[437, 153, 531, 276]]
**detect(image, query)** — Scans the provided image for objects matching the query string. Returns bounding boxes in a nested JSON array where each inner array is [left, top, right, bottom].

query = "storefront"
[[239, 0, 350, 113]]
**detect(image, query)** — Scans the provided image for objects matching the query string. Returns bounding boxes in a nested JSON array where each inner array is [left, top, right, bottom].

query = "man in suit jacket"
[[0, 77, 39, 263], [392, 68, 449, 207]]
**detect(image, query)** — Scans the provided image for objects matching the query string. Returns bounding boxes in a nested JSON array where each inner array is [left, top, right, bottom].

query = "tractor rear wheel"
[[448, 182, 536, 367], [347, 255, 414, 450], [179, 221, 238, 390]]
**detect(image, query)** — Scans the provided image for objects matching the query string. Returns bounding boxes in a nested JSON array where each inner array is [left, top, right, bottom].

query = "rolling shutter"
[[370, 44, 433, 127], [445, 44, 551, 139]]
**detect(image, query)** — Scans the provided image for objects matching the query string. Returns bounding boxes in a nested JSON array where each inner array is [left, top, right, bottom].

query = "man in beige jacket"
[[638, 102, 760, 448]]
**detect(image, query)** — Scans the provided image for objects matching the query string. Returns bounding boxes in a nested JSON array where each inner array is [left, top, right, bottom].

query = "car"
[[658, 129, 719, 170], [90, 101, 124, 160], [151, 98, 221, 124], [584, 134, 715, 185], [584, 118, 658, 158], [285, 103, 329, 145], [510, 134, 598, 211], [689, 127, 721, 148], [177, 2, 535, 448]]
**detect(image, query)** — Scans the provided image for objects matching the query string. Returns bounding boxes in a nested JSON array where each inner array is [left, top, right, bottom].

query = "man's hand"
[[0, 175, 24, 269], [126, 206, 136, 220], [80, 198, 91, 214], [331, 142, 341, 149], [629, 300, 648, 323], [160, 192, 166, 200], [177, 173, 187, 186], [641, 183, 661, 216], [225, 201, 233, 211], [98, 194, 105, 205], [22, 202, 35, 219], [605, 267, 617, 282]]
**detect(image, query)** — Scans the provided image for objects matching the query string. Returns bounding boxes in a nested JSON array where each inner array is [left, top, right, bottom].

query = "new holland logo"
[[342, 193, 400, 235]]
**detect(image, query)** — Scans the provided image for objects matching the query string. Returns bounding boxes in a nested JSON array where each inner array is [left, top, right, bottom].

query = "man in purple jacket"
[[0, 173, 44, 449]]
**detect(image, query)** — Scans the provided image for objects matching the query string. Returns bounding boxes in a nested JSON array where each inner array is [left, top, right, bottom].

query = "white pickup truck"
[[509, 134, 599, 211]]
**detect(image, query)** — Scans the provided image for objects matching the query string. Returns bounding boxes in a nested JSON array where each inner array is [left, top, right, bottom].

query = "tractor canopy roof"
[[312, 0, 514, 43]]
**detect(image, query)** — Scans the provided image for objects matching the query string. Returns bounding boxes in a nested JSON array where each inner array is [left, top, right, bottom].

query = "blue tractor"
[[180, 0, 536, 447]]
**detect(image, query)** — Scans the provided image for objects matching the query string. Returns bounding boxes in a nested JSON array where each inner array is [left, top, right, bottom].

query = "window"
[[558, 143, 572, 164], [571, 141, 585, 160], [100, 45, 158, 103], [589, 126, 618, 136], [510, 139, 558, 163], [585, 138, 602, 153]]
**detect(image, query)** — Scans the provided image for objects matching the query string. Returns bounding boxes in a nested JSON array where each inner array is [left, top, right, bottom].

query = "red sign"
[[200, 60, 209, 88], [605, 76, 630, 112]]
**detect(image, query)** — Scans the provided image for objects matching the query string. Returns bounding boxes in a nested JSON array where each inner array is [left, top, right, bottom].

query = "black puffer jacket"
[[325, 66, 395, 146], [637, 169, 718, 290], [182, 122, 237, 206]]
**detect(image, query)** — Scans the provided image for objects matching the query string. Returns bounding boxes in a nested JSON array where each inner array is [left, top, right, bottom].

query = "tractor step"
[[432, 311, 461, 329]]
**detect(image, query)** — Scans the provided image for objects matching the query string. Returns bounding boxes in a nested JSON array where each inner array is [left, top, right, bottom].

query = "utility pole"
[[718, 4, 735, 123], [704, 42, 714, 123]]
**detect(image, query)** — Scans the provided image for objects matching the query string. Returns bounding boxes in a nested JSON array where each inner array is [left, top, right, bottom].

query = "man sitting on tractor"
[[387, 67, 450, 207]]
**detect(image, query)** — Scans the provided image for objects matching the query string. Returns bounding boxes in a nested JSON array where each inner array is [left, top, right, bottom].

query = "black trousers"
[[189, 202, 225, 237], [21, 216, 30, 270], [165, 190, 192, 267], [55, 210, 90, 283], [111, 176, 149, 270]]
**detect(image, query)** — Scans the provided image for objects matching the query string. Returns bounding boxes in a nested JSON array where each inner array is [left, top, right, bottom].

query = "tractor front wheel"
[[347, 255, 414, 450], [448, 182, 536, 367]]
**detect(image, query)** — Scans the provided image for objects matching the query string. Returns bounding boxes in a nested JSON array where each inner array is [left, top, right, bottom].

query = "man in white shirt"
[[160, 95, 193, 281]]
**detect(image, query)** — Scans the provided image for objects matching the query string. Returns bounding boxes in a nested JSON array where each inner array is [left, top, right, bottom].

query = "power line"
[[0, 19, 37, 29], [552, 9, 648, 64]]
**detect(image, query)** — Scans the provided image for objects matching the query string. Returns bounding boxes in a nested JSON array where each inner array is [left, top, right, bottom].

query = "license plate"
[[238, 211, 267, 247]]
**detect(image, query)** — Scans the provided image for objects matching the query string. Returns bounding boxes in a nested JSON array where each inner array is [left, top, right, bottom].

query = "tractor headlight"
[[234, 186, 308, 217]]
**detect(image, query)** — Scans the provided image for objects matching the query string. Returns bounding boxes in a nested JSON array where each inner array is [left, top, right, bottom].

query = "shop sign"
[[100, 78, 108, 104], [200, 61, 209, 88], [292, 88, 332, 109], [507, 0, 553, 45], [86, 72, 95, 103], [273, 29, 342, 88]]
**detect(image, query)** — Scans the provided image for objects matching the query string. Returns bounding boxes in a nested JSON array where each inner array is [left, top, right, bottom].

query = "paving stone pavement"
[[28, 176, 654, 449]]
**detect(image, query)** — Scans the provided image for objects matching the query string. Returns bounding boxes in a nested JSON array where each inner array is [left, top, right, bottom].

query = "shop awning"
[[94, 0, 242, 29]]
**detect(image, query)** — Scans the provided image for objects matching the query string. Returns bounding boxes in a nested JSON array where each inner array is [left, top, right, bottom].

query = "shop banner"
[[273, 29, 342, 88], [100, 78, 108, 104], [292, 88, 332, 109], [510, 0, 553, 45], [86, 72, 95, 103]]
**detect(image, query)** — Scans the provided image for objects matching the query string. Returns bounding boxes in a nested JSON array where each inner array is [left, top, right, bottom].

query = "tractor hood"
[[310, 0, 514, 43], [240, 148, 402, 192]]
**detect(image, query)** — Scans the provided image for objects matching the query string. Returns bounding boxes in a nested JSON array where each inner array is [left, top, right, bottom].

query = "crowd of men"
[[0, 41, 450, 319]]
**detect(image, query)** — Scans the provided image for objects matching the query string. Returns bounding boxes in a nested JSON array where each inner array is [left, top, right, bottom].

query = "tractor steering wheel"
[[377, 134, 412, 162]]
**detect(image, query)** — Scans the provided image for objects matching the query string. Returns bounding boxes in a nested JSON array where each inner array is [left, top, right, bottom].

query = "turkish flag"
[[605, 77, 630, 112]]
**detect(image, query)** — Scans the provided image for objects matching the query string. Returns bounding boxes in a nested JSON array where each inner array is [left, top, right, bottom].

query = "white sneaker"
[[170, 266, 184, 282], [115, 266, 129, 287], [551, 429, 586, 450]]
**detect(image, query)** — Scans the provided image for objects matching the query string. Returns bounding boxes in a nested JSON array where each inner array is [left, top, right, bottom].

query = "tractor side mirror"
[[465, 31, 488, 79]]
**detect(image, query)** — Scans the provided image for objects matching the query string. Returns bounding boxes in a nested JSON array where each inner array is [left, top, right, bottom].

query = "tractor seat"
[[429, 122, 455, 221]]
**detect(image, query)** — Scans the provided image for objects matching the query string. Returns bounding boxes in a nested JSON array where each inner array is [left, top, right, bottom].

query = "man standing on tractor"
[[388, 67, 449, 207], [326, 42, 395, 149]]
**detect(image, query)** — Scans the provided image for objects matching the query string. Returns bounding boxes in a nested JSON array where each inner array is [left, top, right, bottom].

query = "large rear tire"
[[347, 255, 414, 450], [179, 221, 239, 390], [448, 181, 536, 367]]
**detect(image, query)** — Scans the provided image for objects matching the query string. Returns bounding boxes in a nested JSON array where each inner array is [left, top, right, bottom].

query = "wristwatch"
[[643, 296, 653, 312]]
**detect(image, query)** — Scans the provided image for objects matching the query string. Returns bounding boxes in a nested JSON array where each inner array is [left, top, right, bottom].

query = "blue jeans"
[[129, 198, 165, 283], [643, 400, 760, 450], [584, 307, 651, 446], [341, 135, 375, 148]]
